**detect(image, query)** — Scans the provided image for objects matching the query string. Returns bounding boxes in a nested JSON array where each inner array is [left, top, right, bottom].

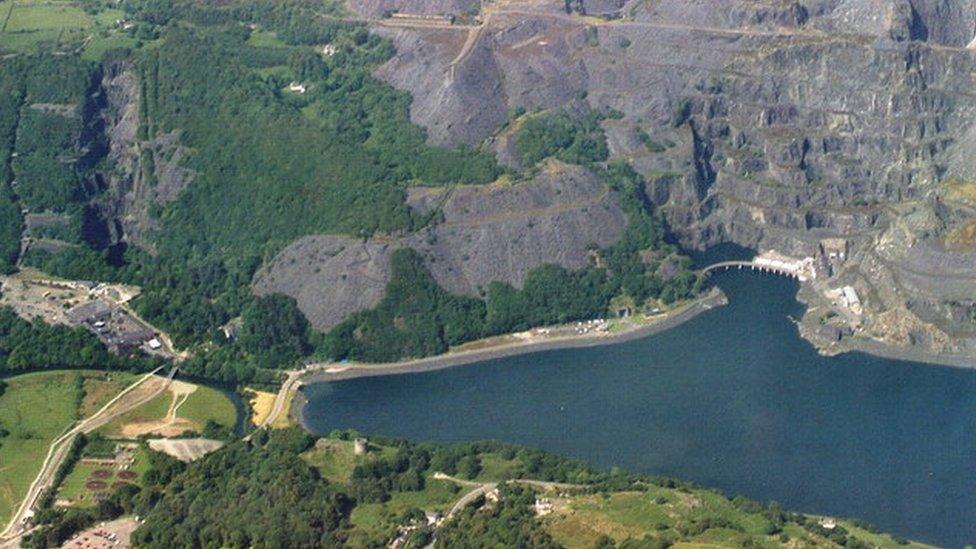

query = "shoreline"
[[293, 288, 729, 430], [298, 287, 728, 386], [820, 336, 976, 370], [794, 286, 976, 370], [293, 279, 976, 430]]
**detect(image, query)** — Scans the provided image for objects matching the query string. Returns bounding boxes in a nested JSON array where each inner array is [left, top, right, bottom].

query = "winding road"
[[242, 370, 303, 442], [433, 472, 582, 518]]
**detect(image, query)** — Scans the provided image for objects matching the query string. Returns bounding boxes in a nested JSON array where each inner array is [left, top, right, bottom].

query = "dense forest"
[[115, 5, 501, 351], [0, 379, 6, 449], [0, 55, 106, 274], [0, 307, 159, 375], [25, 429, 567, 546], [26, 428, 607, 547], [515, 109, 610, 167], [0, 65, 23, 275], [131, 431, 352, 548]]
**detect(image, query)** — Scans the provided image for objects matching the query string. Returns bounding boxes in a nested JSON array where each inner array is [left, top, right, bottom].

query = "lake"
[[301, 268, 976, 547]]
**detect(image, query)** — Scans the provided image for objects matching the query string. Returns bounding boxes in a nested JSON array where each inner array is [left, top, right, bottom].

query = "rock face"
[[347, 0, 481, 18], [252, 236, 401, 331], [96, 61, 193, 252], [358, 0, 976, 356], [253, 163, 628, 330], [373, 25, 510, 148], [405, 163, 627, 296]]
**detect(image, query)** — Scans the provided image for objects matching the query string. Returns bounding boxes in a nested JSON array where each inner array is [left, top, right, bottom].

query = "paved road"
[[266, 371, 302, 427], [0, 366, 175, 542], [243, 370, 303, 442], [448, 483, 497, 517], [434, 472, 583, 518]]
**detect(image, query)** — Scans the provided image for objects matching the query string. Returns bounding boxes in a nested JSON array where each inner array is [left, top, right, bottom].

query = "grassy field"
[[4, 2, 87, 32], [0, 370, 133, 526], [0, 0, 129, 54], [473, 452, 524, 481], [543, 488, 923, 548], [79, 371, 140, 416], [96, 388, 170, 437], [97, 380, 237, 438], [177, 385, 236, 429], [81, 32, 138, 61], [245, 30, 287, 48], [302, 438, 398, 484]]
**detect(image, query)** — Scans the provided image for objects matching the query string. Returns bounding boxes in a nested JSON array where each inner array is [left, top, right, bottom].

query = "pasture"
[[0, 0, 128, 55], [97, 378, 237, 438]]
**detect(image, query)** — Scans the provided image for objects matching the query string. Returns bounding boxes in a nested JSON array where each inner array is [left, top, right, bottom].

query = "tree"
[[239, 294, 310, 368]]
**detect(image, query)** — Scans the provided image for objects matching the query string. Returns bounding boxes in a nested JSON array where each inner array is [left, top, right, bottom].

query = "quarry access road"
[[361, 6, 976, 55], [450, 19, 489, 75], [370, 7, 823, 40], [0, 366, 175, 543]]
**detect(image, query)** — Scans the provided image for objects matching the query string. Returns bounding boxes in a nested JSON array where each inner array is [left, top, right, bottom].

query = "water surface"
[[302, 270, 976, 547]]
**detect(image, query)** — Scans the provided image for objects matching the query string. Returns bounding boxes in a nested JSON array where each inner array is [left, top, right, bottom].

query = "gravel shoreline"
[[824, 337, 976, 369], [299, 288, 728, 385], [294, 289, 729, 430]]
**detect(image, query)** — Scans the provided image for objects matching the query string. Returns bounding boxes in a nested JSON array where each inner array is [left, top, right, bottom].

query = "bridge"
[[700, 256, 814, 281]]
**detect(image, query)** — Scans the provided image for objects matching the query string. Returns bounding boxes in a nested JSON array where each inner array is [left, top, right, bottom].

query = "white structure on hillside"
[[533, 498, 554, 516], [841, 286, 862, 315]]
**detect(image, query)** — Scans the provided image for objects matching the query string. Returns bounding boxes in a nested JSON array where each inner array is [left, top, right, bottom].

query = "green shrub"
[[514, 110, 608, 166]]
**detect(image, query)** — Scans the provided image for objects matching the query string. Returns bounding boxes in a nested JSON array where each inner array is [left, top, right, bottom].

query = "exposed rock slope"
[[96, 61, 193, 251], [359, 0, 976, 356], [253, 163, 627, 330]]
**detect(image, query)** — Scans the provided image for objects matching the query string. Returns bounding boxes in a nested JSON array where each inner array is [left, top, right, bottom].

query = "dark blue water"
[[302, 270, 976, 547]]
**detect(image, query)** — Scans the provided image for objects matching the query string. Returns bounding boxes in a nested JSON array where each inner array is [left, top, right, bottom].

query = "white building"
[[841, 286, 862, 315]]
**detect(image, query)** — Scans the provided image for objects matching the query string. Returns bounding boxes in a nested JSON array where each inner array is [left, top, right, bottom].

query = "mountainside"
[[255, 163, 628, 331], [2, 0, 975, 374], [20, 428, 926, 548], [363, 0, 976, 358]]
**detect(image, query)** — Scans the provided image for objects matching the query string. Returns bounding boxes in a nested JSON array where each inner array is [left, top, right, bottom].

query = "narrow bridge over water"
[[700, 259, 809, 281]]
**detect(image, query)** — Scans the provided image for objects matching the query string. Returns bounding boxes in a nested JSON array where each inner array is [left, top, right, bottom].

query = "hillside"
[[365, 0, 976, 361], [0, 0, 704, 383], [0, 1, 972, 547], [1, 0, 973, 375], [22, 428, 925, 548]]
